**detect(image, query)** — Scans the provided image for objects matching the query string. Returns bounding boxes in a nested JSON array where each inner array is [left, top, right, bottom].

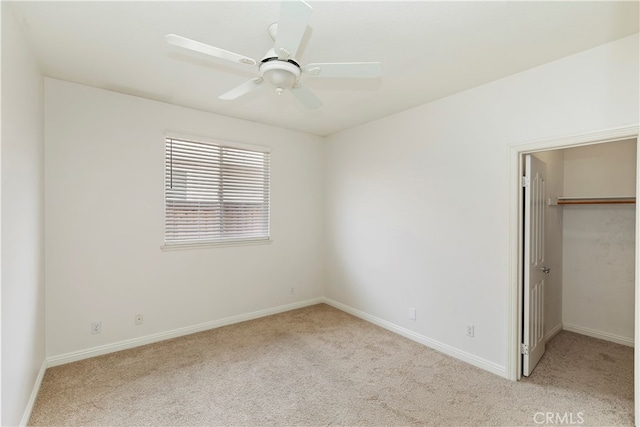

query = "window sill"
[[161, 238, 272, 251]]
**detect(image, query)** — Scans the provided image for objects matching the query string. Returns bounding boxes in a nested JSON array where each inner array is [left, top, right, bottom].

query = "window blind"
[[164, 137, 270, 245]]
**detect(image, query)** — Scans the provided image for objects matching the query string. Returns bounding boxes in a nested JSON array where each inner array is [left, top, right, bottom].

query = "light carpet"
[[29, 304, 633, 426]]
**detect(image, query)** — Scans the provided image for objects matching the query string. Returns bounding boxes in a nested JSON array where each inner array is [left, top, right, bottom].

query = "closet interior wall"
[[561, 139, 636, 346]]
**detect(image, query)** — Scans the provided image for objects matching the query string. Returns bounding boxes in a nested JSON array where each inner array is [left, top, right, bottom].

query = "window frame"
[[161, 132, 272, 250]]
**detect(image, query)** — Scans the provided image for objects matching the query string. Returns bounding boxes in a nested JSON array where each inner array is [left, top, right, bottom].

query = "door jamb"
[[507, 125, 639, 419]]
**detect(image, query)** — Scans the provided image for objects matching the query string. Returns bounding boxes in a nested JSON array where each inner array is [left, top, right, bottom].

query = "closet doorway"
[[523, 138, 636, 375], [507, 125, 640, 423]]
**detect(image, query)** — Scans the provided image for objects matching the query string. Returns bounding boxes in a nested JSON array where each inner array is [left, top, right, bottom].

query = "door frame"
[[507, 124, 640, 418]]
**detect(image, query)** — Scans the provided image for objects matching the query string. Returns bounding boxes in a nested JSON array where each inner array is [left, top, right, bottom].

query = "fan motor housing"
[[259, 59, 301, 90]]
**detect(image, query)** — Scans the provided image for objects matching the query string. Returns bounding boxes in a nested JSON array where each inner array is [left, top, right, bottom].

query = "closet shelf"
[[556, 196, 636, 205]]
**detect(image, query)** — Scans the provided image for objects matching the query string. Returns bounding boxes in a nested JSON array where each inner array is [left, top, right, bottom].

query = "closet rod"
[[556, 197, 636, 205]]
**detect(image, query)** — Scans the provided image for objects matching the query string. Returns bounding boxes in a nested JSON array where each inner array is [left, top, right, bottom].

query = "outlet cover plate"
[[91, 321, 101, 334], [466, 324, 475, 337]]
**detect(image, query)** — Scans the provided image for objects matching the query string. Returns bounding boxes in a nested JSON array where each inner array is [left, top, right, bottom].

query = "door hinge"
[[521, 176, 530, 188], [520, 343, 529, 355]]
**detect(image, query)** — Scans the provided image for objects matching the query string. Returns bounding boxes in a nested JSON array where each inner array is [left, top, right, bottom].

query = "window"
[[164, 136, 270, 246]]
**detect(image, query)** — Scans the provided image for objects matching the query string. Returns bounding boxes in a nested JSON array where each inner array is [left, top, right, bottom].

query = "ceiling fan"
[[165, 0, 382, 109]]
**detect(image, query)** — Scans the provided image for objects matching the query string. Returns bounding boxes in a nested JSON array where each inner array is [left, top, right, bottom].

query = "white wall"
[[324, 34, 639, 373], [45, 79, 325, 358], [532, 150, 564, 340], [563, 139, 637, 197], [562, 139, 636, 345], [1, 3, 46, 426]]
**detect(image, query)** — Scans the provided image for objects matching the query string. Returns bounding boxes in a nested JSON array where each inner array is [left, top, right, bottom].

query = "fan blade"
[[274, 0, 313, 60], [219, 78, 264, 100], [303, 62, 382, 78], [165, 34, 257, 66], [290, 82, 322, 109]]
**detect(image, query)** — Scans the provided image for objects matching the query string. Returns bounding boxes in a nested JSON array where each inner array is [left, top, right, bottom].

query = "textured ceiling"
[[10, 1, 640, 136]]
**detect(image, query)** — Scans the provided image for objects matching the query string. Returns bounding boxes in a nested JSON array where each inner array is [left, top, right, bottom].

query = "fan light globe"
[[264, 68, 296, 88], [260, 61, 301, 92]]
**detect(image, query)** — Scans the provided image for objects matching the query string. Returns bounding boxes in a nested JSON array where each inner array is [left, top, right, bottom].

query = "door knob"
[[539, 266, 550, 274]]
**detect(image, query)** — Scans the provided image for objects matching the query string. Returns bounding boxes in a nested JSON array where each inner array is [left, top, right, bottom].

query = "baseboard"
[[545, 322, 563, 343], [47, 297, 324, 367], [321, 298, 507, 378], [563, 323, 634, 347], [19, 360, 47, 426]]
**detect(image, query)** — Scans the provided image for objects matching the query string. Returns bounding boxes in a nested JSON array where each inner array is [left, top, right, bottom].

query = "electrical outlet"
[[91, 321, 101, 334], [135, 314, 143, 325], [409, 308, 416, 321], [289, 287, 295, 295], [466, 323, 475, 337]]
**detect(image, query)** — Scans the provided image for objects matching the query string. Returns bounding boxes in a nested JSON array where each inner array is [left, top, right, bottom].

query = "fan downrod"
[[268, 23, 279, 41]]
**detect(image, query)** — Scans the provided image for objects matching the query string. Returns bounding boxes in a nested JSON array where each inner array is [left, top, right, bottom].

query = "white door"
[[523, 154, 548, 376]]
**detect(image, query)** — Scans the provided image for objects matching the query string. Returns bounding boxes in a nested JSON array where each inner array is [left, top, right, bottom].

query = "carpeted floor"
[[29, 304, 634, 426]]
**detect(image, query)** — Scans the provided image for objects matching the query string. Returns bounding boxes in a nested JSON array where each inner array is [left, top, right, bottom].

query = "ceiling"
[[10, 1, 639, 136]]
